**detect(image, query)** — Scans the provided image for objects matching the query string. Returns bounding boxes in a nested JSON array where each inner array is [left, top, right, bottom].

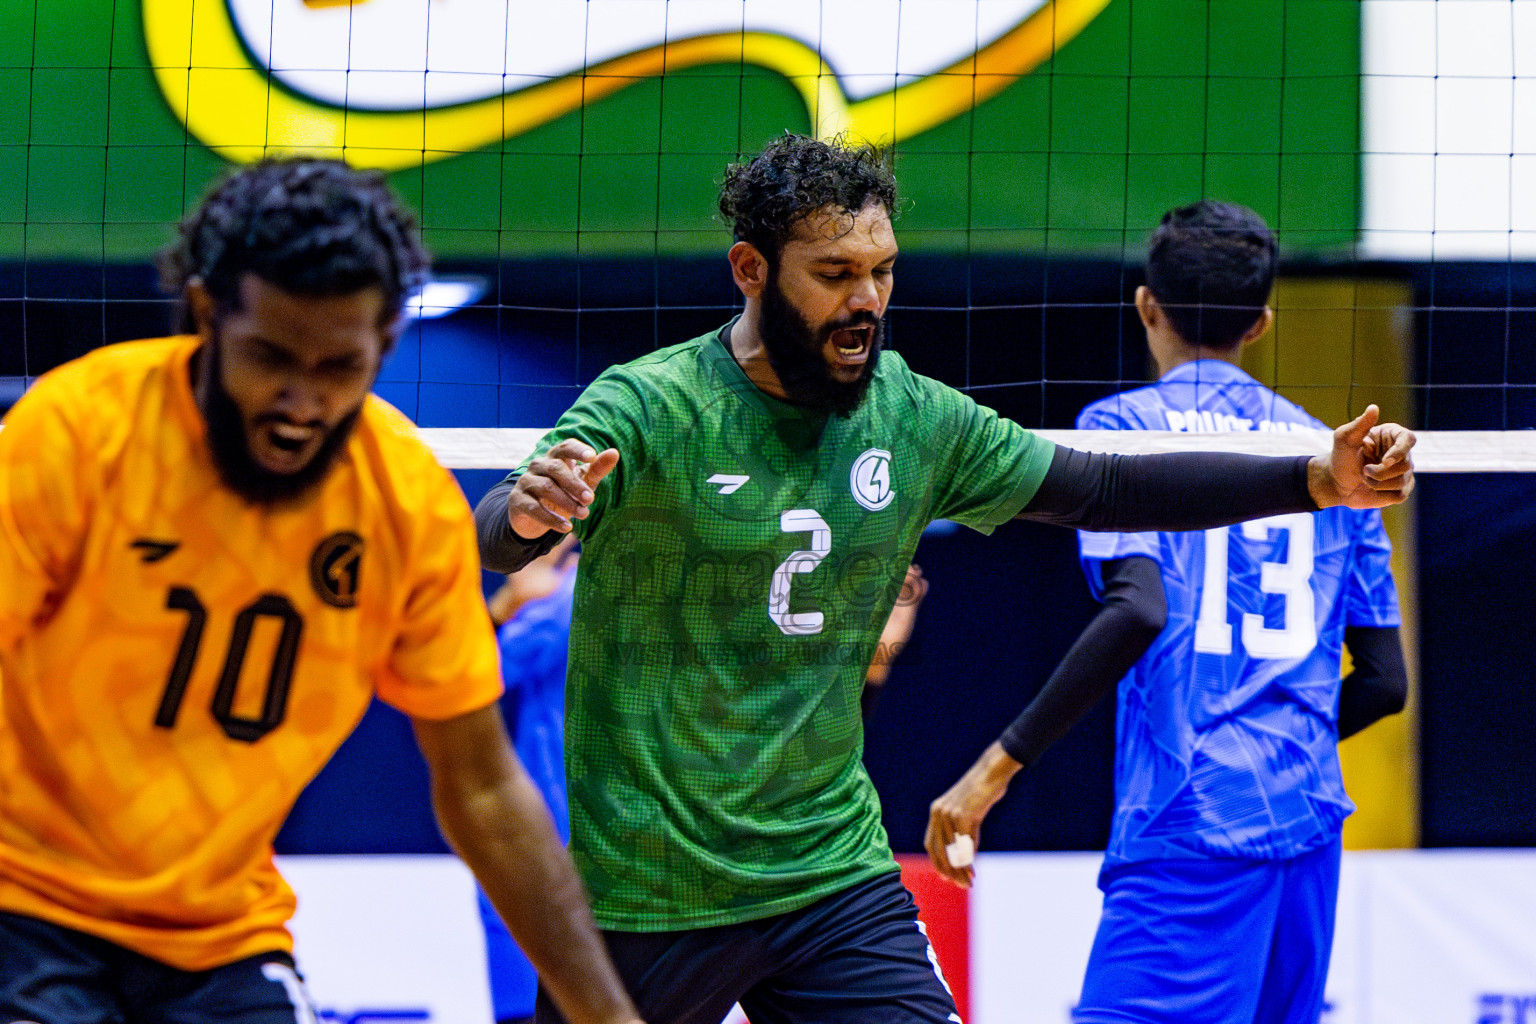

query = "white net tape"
[[419, 428, 1534, 473]]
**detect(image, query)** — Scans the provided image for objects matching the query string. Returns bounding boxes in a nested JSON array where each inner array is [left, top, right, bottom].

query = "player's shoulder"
[[25, 336, 191, 409], [356, 393, 448, 468], [574, 332, 721, 422], [351, 394, 463, 512], [8, 337, 196, 455], [1264, 391, 1328, 431], [859, 351, 978, 434], [868, 349, 946, 407], [1076, 384, 1164, 430], [606, 332, 719, 384]]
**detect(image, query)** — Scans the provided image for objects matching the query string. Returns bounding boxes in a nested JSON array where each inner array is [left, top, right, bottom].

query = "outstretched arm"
[[924, 556, 1165, 888], [1019, 406, 1415, 532], [414, 705, 642, 1024]]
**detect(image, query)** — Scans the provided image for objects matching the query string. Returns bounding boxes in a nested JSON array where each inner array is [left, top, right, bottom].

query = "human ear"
[[728, 242, 769, 299]]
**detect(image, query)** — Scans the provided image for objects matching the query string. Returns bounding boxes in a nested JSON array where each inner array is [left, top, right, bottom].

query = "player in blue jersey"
[[926, 201, 1410, 1024]]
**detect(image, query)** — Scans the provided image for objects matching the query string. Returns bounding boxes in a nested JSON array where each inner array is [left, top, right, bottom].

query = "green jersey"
[[518, 324, 1054, 930]]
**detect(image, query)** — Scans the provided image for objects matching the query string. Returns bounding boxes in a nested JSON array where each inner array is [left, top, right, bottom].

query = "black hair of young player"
[[157, 158, 430, 333], [1144, 200, 1277, 350], [718, 132, 899, 266]]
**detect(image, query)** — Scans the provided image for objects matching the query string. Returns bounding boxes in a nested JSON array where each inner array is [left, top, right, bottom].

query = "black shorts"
[[535, 871, 961, 1024], [0, 911, 319, 1024]]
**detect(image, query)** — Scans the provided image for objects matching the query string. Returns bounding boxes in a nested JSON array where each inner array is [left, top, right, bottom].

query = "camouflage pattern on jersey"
[[517, 325, 1054, 929]]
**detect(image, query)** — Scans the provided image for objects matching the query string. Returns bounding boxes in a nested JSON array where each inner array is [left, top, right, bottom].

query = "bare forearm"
[[433, 773, 637, 1024]]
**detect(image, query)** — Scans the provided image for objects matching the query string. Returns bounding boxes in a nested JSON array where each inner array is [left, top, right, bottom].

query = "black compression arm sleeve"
[[474, 477, 565, 574], [1337, 625, 1409, 740], [997, 556, 1166, 767], [1018, 446, 1317, 532]]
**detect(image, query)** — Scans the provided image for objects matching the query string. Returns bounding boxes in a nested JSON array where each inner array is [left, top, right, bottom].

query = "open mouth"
[[829, 324, 875, 364], [267, 421, 316, 453], [252, 420, 323, 472]]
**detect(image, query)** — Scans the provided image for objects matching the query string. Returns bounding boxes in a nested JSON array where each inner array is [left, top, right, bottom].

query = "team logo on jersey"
[[309, 532, 365, 609], [850, 449, 894, 511], [131, 538, 180, 563]]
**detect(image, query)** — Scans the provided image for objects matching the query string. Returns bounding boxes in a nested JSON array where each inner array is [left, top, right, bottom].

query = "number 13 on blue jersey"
[[1194, 513, 1317, 660]]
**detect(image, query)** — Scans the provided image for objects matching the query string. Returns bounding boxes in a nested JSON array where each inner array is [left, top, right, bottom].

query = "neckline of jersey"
[[704, 319, 832, 423], [1160, 358, 1260, 387]]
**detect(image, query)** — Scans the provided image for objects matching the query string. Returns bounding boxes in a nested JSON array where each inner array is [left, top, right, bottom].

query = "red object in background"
[[897, 853, 971, 1021]]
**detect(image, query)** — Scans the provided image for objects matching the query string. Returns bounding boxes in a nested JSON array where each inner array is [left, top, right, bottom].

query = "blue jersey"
[[1077, 361, 1400, 865], [495, 568, 576, 843], [478, 568, 576, 1021]]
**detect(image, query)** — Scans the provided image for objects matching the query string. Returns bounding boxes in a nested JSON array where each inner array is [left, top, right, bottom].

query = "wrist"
[[1306, 456, 1337, 509], [978, 741, 1024, 789]]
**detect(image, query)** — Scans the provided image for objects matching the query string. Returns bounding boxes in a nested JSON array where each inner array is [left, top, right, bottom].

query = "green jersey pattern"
[[518, 325, 1055, 930]]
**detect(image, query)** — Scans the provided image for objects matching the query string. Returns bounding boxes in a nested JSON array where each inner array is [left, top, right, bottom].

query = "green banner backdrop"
[[2, 0, 1358, 262]]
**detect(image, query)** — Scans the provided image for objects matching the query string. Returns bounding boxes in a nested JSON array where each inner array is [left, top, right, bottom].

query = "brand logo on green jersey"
[[707, 473, 751, 496], [850, 449, 894, 511]]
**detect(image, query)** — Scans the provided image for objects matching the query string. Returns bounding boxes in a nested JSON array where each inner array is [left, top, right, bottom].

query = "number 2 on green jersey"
[[1193, 513, 1317, 660], [769, 509, 831, 636]]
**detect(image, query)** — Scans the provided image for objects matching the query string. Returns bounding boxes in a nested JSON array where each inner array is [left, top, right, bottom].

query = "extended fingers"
[[582, 448, 621, 489], [1335, 404, 1381, 449], [510, 476, 581, 534], [527, 453, 597, 511], [546, 437, 599, 464], [1363, 425, 1416, 488], [1369, 424, 1417, 467]]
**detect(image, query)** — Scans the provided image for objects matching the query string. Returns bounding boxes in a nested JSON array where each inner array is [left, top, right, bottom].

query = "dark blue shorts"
[[534, 871, 961, 1024], [0, 911, 319, 1024], [1075, 836, 1343, 1024]]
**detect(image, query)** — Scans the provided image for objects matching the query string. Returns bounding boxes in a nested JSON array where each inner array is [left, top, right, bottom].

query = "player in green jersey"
[[476, 134, 1415, 1024]]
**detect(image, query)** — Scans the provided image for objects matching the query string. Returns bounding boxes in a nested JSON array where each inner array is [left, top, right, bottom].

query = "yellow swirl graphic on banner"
[[145, 0, 1110, 169]]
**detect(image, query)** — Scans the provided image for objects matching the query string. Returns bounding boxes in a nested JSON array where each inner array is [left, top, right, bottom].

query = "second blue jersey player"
[[927, 201, 1409, 1024]]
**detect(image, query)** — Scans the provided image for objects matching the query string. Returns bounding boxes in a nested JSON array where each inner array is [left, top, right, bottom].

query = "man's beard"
[[759, 272, 884, 416], [199, 340, 361, 505]]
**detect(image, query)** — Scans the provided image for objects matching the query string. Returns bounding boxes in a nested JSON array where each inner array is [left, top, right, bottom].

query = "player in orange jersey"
[[0, 160, 642, 1024]]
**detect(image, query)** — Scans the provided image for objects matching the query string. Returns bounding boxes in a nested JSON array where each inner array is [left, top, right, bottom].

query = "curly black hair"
[[719, 133, 898, 265], [1145, 200, 1277, 350], [158, 159, 430, 330]]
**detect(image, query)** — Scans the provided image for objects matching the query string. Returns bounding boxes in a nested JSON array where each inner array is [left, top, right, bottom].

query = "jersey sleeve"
[[1073, 401, 1159, 583], [512, 367, 650, 541], [377, 469, 504, 720], [1343, 510, 1401, 628], [0, 380, 95, 653], [923, 380, 1055, 533]]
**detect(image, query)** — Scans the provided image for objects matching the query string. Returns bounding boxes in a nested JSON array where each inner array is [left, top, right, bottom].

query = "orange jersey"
[[0, 337, 502, 970]]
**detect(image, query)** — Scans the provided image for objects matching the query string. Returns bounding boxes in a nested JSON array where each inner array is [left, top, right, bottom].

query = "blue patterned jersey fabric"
[[1077, 360, 1400, 865], [478, 568, 577, 1021]]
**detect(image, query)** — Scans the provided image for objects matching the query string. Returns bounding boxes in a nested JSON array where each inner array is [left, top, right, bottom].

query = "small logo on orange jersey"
[[131, 538, 181, 563], [310, 532, 364, 609]]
